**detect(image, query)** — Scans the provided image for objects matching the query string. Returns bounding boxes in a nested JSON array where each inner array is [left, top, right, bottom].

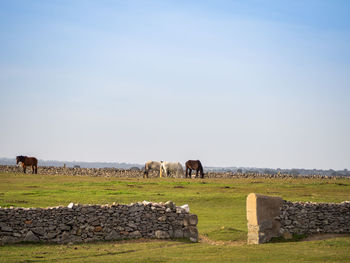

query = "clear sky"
[[1, 0, 349, 169]]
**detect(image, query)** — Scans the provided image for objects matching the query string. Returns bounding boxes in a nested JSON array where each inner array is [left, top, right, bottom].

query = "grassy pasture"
[[0, 172, 350, 262]]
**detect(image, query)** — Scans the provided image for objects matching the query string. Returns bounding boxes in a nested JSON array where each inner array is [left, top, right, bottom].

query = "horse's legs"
[[32, 165, 36, 174], [189, 169, 192, 178], [163, 166, 168, 177], [35, 165, 38, 174], [196, 169, 199, 178], [23, 165, 26, 174]]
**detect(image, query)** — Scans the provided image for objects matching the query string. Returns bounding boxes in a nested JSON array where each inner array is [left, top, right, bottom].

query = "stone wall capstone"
[[0, 201, 198, 245]]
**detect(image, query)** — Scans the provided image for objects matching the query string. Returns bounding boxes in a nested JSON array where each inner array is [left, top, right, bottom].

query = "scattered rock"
[[24, 231, 39, 242], [105, 230, 121, 241], [181, 204, 190, 213], [173, 229, 184, 238], [94, 226, 103, 232], [1, 225, 13, 232], [189, 214, 198, 225], [155, 230, 170, 239], [129, 231, 142, 239]]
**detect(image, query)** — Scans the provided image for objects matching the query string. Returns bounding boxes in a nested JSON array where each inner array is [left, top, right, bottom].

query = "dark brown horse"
[[185, 160, 204, 178], [16, 156, 38, 174]]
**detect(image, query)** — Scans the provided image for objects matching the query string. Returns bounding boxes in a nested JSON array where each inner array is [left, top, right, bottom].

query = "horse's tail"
[[198, 161, 204, 178]]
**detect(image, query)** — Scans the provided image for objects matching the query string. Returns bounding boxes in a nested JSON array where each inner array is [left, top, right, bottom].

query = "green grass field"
[[1, 172, 350, 262]]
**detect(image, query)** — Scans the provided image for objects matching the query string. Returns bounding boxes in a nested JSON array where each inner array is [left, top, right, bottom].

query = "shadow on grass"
[[206, 227, 246, 242], [1, 237, 194, 248], [270, 234, 308, 243]]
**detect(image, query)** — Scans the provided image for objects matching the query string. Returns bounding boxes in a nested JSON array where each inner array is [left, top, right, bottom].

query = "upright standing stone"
[[247, 193, 283, 244]]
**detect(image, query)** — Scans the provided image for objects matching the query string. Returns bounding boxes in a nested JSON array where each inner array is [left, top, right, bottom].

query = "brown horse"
[[185, 160, 204, 178], [16, 156, 38, 174]]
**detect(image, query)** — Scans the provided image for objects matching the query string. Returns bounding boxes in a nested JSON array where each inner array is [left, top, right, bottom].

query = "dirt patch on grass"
[[199, 234, 245, 246]]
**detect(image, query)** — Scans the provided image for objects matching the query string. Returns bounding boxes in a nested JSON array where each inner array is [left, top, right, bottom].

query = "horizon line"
[[0, 157, 348, 171]]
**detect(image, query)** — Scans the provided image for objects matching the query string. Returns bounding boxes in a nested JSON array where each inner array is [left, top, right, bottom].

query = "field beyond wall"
[[1, 172, 350, 262]]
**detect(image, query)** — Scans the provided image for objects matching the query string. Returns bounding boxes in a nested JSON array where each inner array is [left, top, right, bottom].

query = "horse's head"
[[16, 156, 24, 164]]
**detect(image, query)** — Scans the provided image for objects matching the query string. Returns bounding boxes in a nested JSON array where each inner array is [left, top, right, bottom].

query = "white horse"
[[160, 161, 185, 178], [144, 161, 161, 178]]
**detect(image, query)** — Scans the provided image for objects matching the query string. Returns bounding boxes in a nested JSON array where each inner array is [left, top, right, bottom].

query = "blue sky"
[[1, 0, 349, 169]]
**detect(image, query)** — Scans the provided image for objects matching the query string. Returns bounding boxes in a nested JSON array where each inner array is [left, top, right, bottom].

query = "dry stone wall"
[[0, 201, 198, 245], [279, 200, 350, 236], [247, 193, 350, 244], [1, 165, 347, 179], [0, 165, 144, 178]]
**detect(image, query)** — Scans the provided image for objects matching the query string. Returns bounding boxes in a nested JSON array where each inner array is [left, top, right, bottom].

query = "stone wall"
[[0, 165, 145, 178], [0, 201, 198, 245], [279, 200, 350, 237], [246, 193, 350, 244], [1, 165, 347, 179]]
